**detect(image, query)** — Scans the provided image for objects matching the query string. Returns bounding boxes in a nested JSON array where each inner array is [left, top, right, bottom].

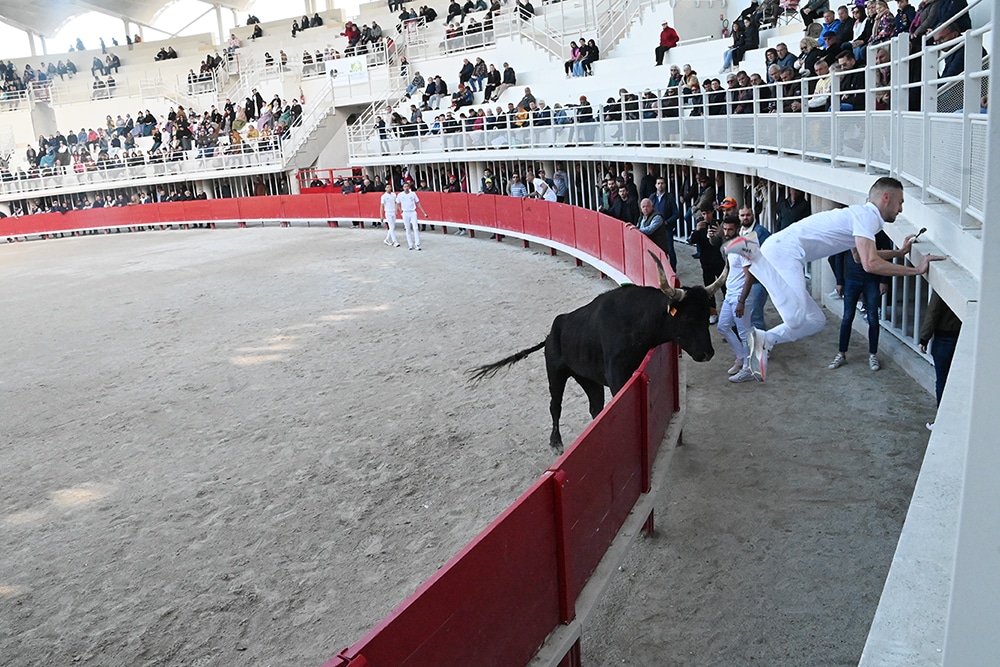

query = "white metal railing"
[[0, 88, 31, 112], [347, 27, 990, 230], [0, 143, 284, 198], [280, 80, 336, 160]]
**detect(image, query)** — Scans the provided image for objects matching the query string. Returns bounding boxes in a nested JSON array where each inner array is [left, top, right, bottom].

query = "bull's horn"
[[705, 262, 729, 296], [647, 249, 685, 302]]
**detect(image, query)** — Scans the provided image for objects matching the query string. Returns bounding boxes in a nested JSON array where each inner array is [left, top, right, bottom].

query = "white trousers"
[[384, 214, 398, 244], [748, 236, 826, 349], [718, 294, 754, 362], [402, 211, 420, 248]]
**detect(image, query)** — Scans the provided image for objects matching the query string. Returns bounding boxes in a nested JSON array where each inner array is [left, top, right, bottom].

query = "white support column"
[[215, 4, 224, 44], [28, 30, 37, 57], [941, 6, 1000, 664]]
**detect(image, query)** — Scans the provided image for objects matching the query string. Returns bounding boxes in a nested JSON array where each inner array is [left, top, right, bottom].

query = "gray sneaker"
[[828, 352, 846, 369], [869, 355, 881, 371], [729, 368, 756, 383]]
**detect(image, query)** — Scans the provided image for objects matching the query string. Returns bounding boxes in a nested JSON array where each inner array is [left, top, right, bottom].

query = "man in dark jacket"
[[609, 184, 640, 225]]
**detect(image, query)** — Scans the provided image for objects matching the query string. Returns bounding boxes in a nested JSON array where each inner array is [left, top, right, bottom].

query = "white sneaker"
[[926, 421, 934, 431], [416, 246, 422, 251], [394, 242, 400, 247], [869, 355, 881, 371], [746, 327, 768, 381], [709, 314, 718, 324], [828, 352, 846, 369], [724, 231, 761, 261], [383, 239, 391, 246], [729, 368, 756, 383], [727, 359, 745, 375], [827, 290, 842, 299]]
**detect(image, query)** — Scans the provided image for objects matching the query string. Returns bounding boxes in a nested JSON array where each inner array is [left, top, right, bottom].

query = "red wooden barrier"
[[550, 381, 645, 601], [596, 213, 625, 275], [328, 476, 563, 667], [521, 198, 551, 239]]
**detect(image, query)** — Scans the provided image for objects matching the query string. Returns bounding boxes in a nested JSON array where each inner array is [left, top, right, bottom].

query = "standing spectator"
[[609, 183, 639, 224], [827, 230, 892, 372], [508, 172, 528, 198], [918, 291, 962, 430], [650, 175, 680, 272], [774, 187, 811, 231], [716, 215, 757, 383], [895, 0, 916, 33], [632, 197, 674, 261], [655, 21, 680, 66], [689, 205, 727, 322]]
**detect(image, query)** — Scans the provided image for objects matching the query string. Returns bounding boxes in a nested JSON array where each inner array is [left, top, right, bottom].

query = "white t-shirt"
[[538, 183, 557, 202], [776, 202, 883, 262], [380, 192, 397, 216], [397, 190, 420, 213], [725, 250, 751, 302]]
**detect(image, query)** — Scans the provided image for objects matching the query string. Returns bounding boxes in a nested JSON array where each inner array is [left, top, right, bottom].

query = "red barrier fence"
[[1, 194, 682, 667]]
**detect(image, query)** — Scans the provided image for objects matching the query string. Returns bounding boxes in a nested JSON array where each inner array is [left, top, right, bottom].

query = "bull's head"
[[648, 250, 725, 362]]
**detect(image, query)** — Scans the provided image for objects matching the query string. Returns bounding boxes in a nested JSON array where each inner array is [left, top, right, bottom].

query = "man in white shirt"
[[717, 215, 756, 383], [396, 181, 429, 250], [727, 177, 944, 381], [379, 183, 400, 246], [533, 181, 558, 202]]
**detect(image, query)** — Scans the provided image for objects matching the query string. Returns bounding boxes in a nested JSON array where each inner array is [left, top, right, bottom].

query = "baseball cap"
[[720, 197, 738, 209]]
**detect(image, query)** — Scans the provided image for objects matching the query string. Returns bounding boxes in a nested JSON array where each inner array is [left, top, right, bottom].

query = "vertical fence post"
[[548, 469, 576, 625]]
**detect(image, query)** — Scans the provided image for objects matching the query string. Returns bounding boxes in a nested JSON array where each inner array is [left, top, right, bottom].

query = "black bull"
[[470, 252, 726, 449]]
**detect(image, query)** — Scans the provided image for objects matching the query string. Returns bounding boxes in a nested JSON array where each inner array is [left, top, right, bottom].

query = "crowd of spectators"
[[369, 0, 983, 152], [0, 89, 303, 188]]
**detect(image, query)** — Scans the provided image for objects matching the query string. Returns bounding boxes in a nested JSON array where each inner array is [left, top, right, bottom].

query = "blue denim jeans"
[[931, 334, 959, 405], [838, 276, 881, 354], [749, 282, 768, 331]]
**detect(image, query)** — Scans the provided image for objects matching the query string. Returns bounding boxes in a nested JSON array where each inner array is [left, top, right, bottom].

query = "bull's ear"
[[648, 249, 685, 302]]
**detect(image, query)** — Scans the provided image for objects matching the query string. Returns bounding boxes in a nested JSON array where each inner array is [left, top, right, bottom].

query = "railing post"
[[547, 468, 576, 625]]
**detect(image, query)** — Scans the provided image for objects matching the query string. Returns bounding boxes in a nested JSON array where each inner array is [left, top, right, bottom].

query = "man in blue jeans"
[[737, 204, 770, 330], [827, 230, 892, 372]]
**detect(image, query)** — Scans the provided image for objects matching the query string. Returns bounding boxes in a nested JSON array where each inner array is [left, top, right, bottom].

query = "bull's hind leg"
[[547, 367, 571, 450], [574, 376, 606, 419]]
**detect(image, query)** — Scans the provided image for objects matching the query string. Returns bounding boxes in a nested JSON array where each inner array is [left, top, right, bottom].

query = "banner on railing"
[[326, 56, 368, 86]]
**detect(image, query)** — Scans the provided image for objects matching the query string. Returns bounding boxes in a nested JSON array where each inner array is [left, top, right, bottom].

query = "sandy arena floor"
[[0, 227, 934, 667]]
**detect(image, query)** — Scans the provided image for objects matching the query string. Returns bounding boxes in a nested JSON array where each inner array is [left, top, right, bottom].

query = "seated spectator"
[[775, 42, 796, 69], [516, 0, 535, 20], [492, 62, 516, 100], [794, 36, 826, 80], [403, 71, 425, 99], [451, 83, 473, 109], [92, 56, 106, 76], [868, 0, 896, 46], [292, 20, 301, 37], [250, 24, 263, 40], [227, 33, 241, 53], [656, 21, 680, 66], [166, 47, 177, 59], [848, 4, 872, 60], [446, 1, 464, 24], [420, 5, 438, 21], [311, 13, 324, 27], [799, 0, 829, 27], [516, 86, 536, 110], [482, 64, 501, 100], [580, 39, 599, 75]]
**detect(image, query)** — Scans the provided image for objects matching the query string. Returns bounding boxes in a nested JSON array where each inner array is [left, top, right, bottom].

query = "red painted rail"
[[0, 194, 682, 667]]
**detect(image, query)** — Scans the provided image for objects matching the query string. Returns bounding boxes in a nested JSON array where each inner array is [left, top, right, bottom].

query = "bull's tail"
[[467, 339, 547, 384]]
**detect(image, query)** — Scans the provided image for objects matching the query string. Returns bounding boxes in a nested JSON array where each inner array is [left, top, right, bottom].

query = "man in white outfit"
[[396, 181, 429, 250], [379, 183, 400, 247], [717, 216, 756, 383], [726, 177, 944, 381]]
